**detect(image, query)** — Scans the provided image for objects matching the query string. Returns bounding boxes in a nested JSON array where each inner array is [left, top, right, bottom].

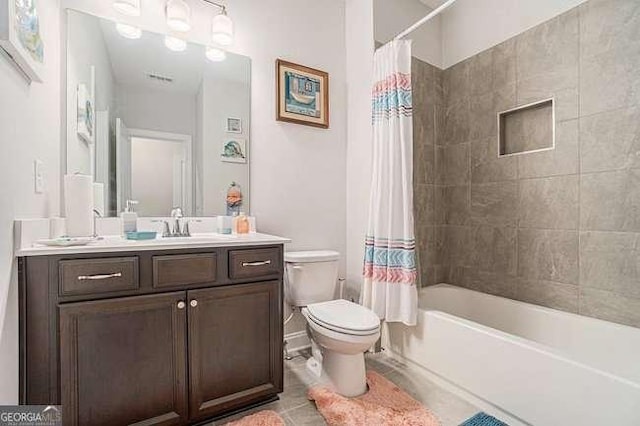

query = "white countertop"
[[16, 233, 291, 257]]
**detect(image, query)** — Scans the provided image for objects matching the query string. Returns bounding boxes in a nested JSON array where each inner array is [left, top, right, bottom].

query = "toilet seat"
[[305, 299, 380, 336]]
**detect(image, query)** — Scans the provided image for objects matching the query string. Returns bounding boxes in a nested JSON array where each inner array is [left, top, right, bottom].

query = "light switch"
[[34, 160, 44, 194]]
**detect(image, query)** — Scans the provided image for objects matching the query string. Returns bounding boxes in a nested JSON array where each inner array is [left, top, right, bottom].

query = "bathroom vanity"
[[17, 235, 288, 425]]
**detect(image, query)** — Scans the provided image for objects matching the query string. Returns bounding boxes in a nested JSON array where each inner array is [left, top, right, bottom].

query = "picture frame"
[[0, 0, 44, 82], [276, 59, 329, 129], [221, 138, 247, 164], [226, 117, 242, 133], [77, 82, 95, 144]]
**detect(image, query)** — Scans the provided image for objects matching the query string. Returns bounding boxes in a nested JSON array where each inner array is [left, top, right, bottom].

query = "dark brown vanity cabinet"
[[20, 245, 284, 426], [59, 292, 188, 426]]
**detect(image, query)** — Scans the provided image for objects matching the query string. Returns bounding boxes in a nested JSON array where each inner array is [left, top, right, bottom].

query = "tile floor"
[[211, 350, 479, 426]]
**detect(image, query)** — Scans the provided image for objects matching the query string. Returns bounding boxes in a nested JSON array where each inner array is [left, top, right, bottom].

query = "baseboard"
[[284, 330, 311, 353], [384, 349, 530, 426]]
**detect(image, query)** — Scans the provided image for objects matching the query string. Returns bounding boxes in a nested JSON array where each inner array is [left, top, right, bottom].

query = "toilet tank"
[[285, 250, 340, 307]]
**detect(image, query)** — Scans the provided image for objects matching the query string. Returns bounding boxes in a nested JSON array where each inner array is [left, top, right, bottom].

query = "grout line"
[[577, 4, 583, 315]]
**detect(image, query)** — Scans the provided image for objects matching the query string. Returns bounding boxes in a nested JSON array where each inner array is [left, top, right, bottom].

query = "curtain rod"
[[393, 0, 458, 41]]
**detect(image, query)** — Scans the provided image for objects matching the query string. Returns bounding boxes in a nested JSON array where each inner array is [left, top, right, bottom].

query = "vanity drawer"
[[59, 257, 139, 296], [153, 253, 218, 288], [229, 248, 281, 279]]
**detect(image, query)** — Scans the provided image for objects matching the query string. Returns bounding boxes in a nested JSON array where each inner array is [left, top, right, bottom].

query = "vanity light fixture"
[[116, 22, 142, 39], [166, 0, 192, 32], [164, 35, 187, 52], [206, 46, 226, 62], [210, 6, 233, 46], [113, 0, 141, 16]]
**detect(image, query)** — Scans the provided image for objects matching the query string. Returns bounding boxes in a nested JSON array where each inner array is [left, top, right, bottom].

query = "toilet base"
[[322, 350, 367, 397]]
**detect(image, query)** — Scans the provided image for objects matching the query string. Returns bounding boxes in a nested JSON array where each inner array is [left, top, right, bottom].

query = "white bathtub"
[[382, 284, 640, 426]]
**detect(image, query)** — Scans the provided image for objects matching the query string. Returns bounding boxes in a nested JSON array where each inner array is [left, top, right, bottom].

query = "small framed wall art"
[[221, 138, 247, 163], [0, 0, 45, 82], [276, 59, 329, 129], [226, 117, 242, 133]]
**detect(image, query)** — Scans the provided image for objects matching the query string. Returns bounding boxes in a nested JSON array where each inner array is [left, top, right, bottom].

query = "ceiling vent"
[[146, 72, 174, 83]]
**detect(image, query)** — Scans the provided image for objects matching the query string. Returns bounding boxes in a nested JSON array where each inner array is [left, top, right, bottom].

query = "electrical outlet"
[[34, 160, 44, 194]]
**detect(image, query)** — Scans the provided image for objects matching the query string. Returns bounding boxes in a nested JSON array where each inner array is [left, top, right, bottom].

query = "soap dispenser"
[[235, 212, 250, 234], [121, 200, 139, 234]]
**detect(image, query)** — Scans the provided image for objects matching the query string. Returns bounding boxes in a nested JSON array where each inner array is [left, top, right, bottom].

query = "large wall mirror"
[[65, 9, 250, 218]]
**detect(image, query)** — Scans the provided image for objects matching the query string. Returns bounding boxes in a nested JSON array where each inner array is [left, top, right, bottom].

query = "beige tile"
[[492, 38, 516, 88], [436, 185, 470, 225], [580, 106, 640, 174], [415, 184, 436, 226], [517, 70, 579, 122], [470, 137, 517, 183], [516, 8, 579, 81], [468, 49, 493, 96], [469, 94, 497, 141], [462, 268, 518, 299], [580, 44, 640, 117], [518, 229, 578, 284], [415, 143, 435, 185], [580, 169, 640, 232], [468, 226, 517, 275], [579, 287, 640, 328], [443, 99, 470, 145], [518, 119, 579, 178], [435, 226, 470, 266], [443, 59, 469, 106], [518, 175, 579, 230], [580, 231, 640, 299], [383, 370, 478, 426], [436, 143, 470, 185], [285, 403, 327, 426], [470, 181, 517, 226], [579, 0, 640, 60], [515, 278, 578, 312]]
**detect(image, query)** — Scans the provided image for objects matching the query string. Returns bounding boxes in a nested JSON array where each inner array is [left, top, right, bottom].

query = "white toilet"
[[285, 250, 380, 397]]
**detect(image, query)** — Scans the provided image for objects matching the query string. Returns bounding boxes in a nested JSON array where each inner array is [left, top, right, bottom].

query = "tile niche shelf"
[[498, 98, 555, 157]]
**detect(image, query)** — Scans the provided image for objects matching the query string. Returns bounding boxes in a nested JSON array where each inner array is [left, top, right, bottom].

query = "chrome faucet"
[[156, 207, 190, 237]]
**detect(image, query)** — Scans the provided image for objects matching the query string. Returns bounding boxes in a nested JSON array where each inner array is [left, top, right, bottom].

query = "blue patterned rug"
[[460, 412, 508, 426]]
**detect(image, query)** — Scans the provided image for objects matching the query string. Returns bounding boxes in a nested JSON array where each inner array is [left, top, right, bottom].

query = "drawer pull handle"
[[177, 301, 186, 309], [242, 260, 272, 267], [77, 272, 123, 281]]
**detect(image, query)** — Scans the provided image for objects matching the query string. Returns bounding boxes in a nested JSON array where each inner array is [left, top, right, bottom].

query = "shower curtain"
[[362, 40, 418, 326]]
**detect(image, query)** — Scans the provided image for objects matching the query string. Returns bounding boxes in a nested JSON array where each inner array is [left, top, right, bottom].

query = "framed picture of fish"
[[221, 138, 247, 163], [276, 59, 329, 129], [0, 0, 45, 82]]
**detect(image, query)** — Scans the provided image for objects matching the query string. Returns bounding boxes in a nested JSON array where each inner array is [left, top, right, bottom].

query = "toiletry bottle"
[[121, 200, 139, 234], [236, 212, 250, 234]]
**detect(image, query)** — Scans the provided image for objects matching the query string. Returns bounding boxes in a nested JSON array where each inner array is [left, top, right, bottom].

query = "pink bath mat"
[[224, 410, 285, 426], [308, 371, 441, 426]]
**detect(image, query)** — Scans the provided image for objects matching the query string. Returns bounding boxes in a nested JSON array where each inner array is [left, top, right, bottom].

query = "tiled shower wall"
[[412, 57, 442, 289], [413, 0, 640, 327]]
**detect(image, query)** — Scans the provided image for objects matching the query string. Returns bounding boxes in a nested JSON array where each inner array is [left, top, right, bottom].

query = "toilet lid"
[[306, 299, 380, 335]]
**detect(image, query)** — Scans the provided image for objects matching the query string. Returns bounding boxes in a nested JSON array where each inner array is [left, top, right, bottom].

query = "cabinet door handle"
[[177, 301, 186, 309], [77, 272, 123, 281], [242, 260, 271, 267], [190, 300, 198, 307]]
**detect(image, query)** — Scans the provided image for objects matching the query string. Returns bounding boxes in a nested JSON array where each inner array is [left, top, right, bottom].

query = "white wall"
[[115, 85, 197, 137], [0, 0, 61, 403], [345, 0, 375, 301], [200, 78, 250, 216], [374, 0, 442, 67], [131, 137, 179, 216], [441, 0, 588, 68], [66, 10, 116, 175]]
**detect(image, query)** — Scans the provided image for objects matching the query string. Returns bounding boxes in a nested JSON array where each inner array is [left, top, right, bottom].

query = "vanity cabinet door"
[[59, 292, 188, 426], [187, 281, 283, 421]]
